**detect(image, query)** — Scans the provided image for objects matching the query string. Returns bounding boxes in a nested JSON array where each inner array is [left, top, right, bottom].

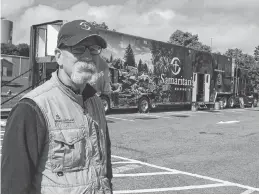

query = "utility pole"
[[211, 38, 213, 50]]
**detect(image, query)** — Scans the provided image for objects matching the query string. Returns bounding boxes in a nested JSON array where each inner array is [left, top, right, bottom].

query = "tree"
[[138, 59, 143, 72], [1, 43, 19, 56], [89, 21, 109, 30], [112, 58, 122, 69], [168, 30, 211, 52], [225, 48, 259, 92], [88, 21, 116, 31], [109, 54, 113, 63], [225, 48, 244, 69], [1, 43, 29, 57], [143, 63, 148, 73], [243, 54, 257, 69], [17, 43, 29, 57], [150, 40, 176, 76], [254, 45, 259, 62], [225, 48, 243, 59], [169, 30, 198, 47], [123, 44, 136, 67], [224, 48, 256, 69], [247, 66, 259, 91]]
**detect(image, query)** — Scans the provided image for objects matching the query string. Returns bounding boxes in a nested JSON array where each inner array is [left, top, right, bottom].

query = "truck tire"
[[100, 95, 110, 114], [220, 97, 228, 108], [252, 99, 258, 108], [239, 97, 245, 108], [227, 97, 235, 108], [138, 97, 150, 113]]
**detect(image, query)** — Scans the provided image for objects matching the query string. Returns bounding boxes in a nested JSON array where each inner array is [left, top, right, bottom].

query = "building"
[[1, 57, 13, 77], [1, 18, 13, 44], [1, 55, 30, 95], [1, 54, 30, 78]]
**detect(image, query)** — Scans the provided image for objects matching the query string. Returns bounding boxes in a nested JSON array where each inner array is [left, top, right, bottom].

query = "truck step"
[[1, 108, 12, 119]]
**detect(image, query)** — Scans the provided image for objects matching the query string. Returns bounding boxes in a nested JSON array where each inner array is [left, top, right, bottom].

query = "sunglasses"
[[59, 44, 102, 56]]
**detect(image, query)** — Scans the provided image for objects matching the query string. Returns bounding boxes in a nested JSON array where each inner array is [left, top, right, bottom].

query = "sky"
[[1, 0, 259, 55]]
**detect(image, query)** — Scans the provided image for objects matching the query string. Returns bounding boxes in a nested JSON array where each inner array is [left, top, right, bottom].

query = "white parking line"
[[106, 116, 134, 122], [114, 183, 229, 194], [217, 120, 240, 124], [112, 161, 138, 165], [113, 164, 141, 174], [112, 155, 259, 192], [241, 189, 255, 194], [112, 155, 180, 173], [114, 171, 178, 177]]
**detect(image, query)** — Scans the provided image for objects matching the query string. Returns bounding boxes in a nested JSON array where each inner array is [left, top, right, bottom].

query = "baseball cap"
[[57, 20, 107, 49]]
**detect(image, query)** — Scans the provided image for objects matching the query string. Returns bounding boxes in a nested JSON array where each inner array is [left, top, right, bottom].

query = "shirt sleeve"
[[1, 98, 47, 194]]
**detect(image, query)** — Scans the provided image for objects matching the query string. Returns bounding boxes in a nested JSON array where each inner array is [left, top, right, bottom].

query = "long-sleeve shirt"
[[1, 84, 112, 194]]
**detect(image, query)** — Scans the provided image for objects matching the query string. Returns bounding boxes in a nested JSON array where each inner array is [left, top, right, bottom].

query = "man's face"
[[56, 38, 102, 86]]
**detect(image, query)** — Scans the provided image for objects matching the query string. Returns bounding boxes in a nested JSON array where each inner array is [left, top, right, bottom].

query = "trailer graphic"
[[97, 29, 233, 112], [28, 20, 257, 113]]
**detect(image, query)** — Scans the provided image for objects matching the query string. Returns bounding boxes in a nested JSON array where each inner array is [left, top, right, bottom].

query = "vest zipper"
[[83, 98, 102, 161], [95, 125, 103, 161]]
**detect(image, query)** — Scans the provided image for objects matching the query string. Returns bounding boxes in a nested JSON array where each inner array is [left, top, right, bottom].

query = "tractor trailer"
[[29, 20, 258, 113]]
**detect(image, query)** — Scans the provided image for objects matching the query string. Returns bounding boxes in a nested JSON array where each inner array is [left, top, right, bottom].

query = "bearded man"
[[1, 20, 113, 194]]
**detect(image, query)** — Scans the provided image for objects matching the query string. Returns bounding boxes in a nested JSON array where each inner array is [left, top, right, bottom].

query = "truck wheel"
[[227, 97, 235, 108], [220, 97, 228, 108], [138, 97, 150, 113], [100, 96, 110, 114]]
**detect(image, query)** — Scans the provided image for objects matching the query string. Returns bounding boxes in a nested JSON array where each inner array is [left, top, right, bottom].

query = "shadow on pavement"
[[107, 105, 192, 115]]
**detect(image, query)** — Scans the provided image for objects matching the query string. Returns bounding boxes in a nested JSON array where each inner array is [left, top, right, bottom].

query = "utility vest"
[[22, 71, 111, 194]]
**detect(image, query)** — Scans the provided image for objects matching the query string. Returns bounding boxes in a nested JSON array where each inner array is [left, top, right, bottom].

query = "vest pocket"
[[50, 128, 89, 172]]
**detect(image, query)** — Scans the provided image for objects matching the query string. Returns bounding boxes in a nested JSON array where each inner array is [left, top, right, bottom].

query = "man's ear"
[[55, 48, 63, 66]]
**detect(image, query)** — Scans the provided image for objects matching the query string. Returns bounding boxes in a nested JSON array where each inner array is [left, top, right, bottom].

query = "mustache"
[[74, 61, 96, 73]]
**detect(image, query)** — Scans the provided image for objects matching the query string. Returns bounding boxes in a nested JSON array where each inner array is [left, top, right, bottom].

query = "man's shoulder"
[[16, 98, 42, 113], [23, 80, 57, 100], [8, 98, 43, 123]]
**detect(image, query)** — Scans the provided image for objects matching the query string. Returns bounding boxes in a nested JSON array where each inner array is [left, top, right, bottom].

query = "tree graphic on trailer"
[[124, 44, 136, 68]]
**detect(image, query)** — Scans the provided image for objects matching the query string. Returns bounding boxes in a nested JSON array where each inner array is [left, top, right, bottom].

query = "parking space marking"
[[113, 164, 142, 174], [112, 155, 259, 192], [241, 189, 255, 194], [106, 116, 134, 122], [217, 120, 240, 124], [112, 155, 180, 173], [112, 161, 138, 165], [114, 183, 229, 194], [114, 171, 178, 177]]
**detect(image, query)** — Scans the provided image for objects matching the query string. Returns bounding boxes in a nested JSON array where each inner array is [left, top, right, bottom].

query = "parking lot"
[[107, 107, 259, 194], [1, 107, 259, 193]]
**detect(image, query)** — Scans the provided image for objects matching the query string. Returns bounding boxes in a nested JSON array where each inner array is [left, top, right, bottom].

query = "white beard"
[[71, 61, 98, 85]]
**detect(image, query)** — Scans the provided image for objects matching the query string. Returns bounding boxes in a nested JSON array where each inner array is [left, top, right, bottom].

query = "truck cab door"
[[192, 73, 198, 102], [204, 74, 211, 102]]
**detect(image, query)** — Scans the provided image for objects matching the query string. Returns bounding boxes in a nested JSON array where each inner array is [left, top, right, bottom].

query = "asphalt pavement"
[[107, 107, 259, 194], [1, 107, 259, 194]]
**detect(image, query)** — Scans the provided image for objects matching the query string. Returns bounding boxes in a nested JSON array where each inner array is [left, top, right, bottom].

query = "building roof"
[[1, 58, 14, 66]]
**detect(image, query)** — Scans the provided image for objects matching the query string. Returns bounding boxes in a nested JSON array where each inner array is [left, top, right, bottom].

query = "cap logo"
[[80, 22, 91, 30]]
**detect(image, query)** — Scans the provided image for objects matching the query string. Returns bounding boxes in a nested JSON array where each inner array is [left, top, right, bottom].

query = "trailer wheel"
[[100, 96, 110, 114], [138, 97, 150, 113], [220, 97, 228, 108], [253, 99, 258, 108], [227, 97, 235, 108]]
